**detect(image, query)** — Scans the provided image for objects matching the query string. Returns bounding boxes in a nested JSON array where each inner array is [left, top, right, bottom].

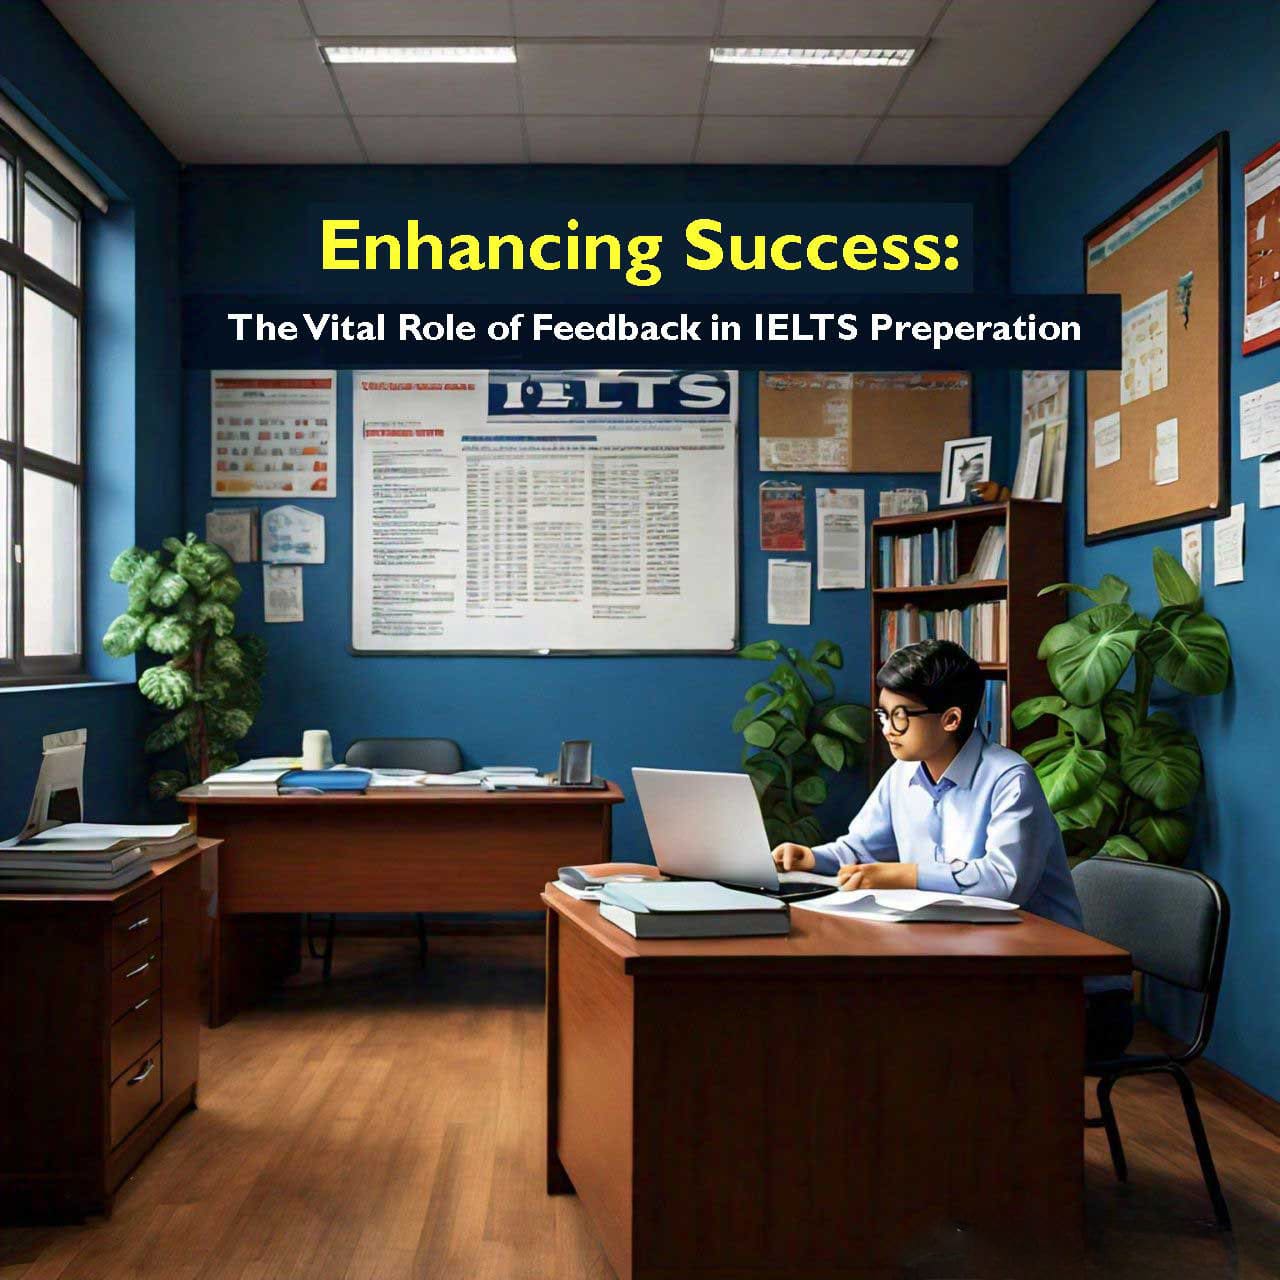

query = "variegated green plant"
[[1013, 547, 1229, 866], [103, 535, 266, 800], [733, 639, 870, 847]]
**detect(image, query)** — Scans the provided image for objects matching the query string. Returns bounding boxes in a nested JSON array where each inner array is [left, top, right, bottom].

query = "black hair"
[[876, 640, 986, 740]]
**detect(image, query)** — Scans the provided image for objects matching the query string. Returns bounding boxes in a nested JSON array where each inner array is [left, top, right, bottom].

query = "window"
[[0, 124, 84, 681]]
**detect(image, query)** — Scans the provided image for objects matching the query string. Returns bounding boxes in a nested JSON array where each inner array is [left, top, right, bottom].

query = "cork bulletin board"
[[758, 371, 970, 473], [1083, 134, 1229, 543]]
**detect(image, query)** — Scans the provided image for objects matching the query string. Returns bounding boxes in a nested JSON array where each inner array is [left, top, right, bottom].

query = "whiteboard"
[[352, 370, 738, 653]]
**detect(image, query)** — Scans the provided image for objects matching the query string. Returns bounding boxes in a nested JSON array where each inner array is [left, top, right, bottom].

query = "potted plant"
[[1013, 547, 1230, 865], [732, 639, 870, 847], [103, 534, 266, 800]]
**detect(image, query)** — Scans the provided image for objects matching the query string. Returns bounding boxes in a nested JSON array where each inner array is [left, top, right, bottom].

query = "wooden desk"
[[183, 784, 622, 1026], [543, 887, 1131, 1280], [0, 842, 210, 1219]]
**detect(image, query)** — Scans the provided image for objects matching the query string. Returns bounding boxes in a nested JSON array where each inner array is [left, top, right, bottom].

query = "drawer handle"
[[128, 1058, 156, 1086], [124, 957, 154, 979], [126, 915, 151, 932], [132, 996, 152, 1012]]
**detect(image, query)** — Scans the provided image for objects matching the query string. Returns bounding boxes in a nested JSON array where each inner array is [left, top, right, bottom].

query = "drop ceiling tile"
[[719, 0, 945, 37], [513, 1, 722, 37], [160, 116, 364, 164], [705, 64, 904, 116], [861, 116, 1048, 166], [302, 0, 514, 36], [518, 43, 709, 115], [696, 116, 877, 164], [526, 116, 699, 163], [355, 115, 526, 162], [332, 63, 522, 115], [43, 1, 341, 119]]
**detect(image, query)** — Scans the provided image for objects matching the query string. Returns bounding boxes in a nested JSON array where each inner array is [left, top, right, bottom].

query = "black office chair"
[[1073, 857, 1232, 1231], [306, 737, 463, 982]]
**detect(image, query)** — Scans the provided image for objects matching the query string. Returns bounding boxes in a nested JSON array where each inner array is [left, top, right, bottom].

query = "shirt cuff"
[[916, 860, 962, 894], [810, 844, 842, 876]]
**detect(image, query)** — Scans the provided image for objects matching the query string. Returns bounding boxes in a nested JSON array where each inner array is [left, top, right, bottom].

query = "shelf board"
[[872, 503, 1007, 531], [873, 579, 1008, 596], [978, 662, 1007, 674]]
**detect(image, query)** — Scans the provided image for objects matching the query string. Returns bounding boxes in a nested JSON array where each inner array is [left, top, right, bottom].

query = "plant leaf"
[[210, 636, 247, 676], [743, 719, 777, 748], [102, 611, 152, 658], [211, 707, 253, 741], [144, 708, 195, 754], [821, 703, 870, 744], [206, 574, 243, 605], [1101, 689, 1139, 742], [740, 639, 782, 661], [1120, 724, 1201, 810], [775, 727, 805, 757], [146, 616, 194, 656], [793, 774, 828, 806], [794, 654, 834, 692], [744, 681, 776, 703], [1012, 694, 1105, 745], [1038, 574, 1131, 606], [237, 633, 267, 678], [1022, 732, 1070, 765], [1098, 835, 1149, 862], [109, 546, 148, 584], [764, 819, 789, 847], [1034, 740, 1109, 810], [1038, 604, 1144, 706], [812, 639, 844, 669], [1144, 607, 1230, 695], [138, 663, 194, 711], [148, 769, 190, 801], [794, 815, 825, 845], [195, 600, 237, 638], [812, 732, 845, 771], [1152, 546, 1201, 610], [1131, 812, 1193, 865], [149, 570, 189, 609]]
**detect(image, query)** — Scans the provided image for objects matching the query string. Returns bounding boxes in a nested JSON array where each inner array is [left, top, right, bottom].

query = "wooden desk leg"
[[210, 911, 300, 1028], [545, 908, 575, 1195]]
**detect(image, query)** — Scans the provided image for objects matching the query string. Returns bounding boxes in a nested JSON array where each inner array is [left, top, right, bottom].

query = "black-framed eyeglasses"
[[875, 706, 940, 733]]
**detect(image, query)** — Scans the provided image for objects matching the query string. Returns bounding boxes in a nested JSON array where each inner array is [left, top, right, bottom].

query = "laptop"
[[631, 768, 838, 903]]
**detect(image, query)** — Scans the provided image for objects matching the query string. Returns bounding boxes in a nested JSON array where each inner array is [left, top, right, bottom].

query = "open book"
[[792, 888, 1020, 924]]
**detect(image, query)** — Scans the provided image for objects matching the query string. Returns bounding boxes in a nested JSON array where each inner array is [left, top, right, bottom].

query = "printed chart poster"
[[352, 371, 738, 653], [1244, 141, 1280, 355], [211, 371, 337, 499]]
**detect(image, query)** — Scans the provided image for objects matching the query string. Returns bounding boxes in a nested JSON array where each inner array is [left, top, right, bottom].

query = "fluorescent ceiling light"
[[321, 45, 516, 64], [710, 47, 917, 68]]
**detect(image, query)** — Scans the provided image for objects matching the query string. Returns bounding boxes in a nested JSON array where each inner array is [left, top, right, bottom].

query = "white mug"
[[301, 729, 333, 771]]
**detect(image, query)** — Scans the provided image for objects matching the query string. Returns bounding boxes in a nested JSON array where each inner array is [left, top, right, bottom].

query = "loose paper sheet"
[[1213, 503, 1245, 585], [1153, 418, 1180, 486], [1093, 412, 1121, 469], [1120, 291, 1169, 406], [263, 505, 325, 564], [264, 565, 304, 622], [1261, 455, 1280, 509], [816, 488, 865, 590], [205, 508, 257, 563], [1240, 381, 1280, 459], [767, 560, 811, 626], [1181, 525, 1203, 589]]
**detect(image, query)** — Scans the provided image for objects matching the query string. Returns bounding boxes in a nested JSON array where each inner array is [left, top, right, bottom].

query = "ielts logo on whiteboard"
[[487, 370, 731, 416]]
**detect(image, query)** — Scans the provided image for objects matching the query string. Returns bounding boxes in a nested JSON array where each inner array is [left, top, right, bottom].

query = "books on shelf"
[[956, 526, 1007, 583], [980, 681, 1008, 747], [0, 821, 196, 892], [877, 521, 1006, 588], [879, 602, 1007, 664]]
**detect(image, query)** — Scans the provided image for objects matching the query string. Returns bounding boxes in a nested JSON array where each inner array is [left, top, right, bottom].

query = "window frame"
[[0, 121, 86, 685]]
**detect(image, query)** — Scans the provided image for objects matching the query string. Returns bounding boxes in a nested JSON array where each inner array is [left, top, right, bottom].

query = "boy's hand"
[[836, 862, 918, 891], [771, 843, 815, 872]]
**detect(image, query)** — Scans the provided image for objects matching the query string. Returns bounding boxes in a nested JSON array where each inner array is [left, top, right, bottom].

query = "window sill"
[[0, 677, 135, 694]]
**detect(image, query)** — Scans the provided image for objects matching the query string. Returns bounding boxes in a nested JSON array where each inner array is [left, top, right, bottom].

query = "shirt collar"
[[908, 730, 985, 793]]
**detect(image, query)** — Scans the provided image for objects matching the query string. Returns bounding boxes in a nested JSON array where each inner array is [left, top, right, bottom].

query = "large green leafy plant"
[[1013, 547, 1229, 866], [103, 535, 266, 800], [732, 639, 870, 847]]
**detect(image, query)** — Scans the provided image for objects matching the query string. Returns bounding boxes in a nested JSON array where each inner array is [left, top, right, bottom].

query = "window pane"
[[0, 272, 9, 442], [0, 158, 10, 240], [23, 469, 79, 656], [23, 288, 78, 462], [0, 459, 9, 660], [24, 180, 78, 282]]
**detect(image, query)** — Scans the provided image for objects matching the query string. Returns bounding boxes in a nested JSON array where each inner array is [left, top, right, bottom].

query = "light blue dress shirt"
[[812, 730, 1128, 993]]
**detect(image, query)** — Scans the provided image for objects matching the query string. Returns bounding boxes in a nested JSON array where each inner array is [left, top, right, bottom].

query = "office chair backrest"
[[1073, 857, 1229, 1059], [345, 737, 463, 774]]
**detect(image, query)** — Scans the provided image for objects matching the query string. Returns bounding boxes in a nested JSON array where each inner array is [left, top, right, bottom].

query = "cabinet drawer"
[[111, 992, 162, 1082], [110, 944, 163, 1022], [110, 1044, 162, 1148], [112, 893, 161, 966]]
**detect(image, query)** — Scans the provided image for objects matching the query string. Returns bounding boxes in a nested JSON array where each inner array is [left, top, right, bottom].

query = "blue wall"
[[0, 0, 180, 833], [180, 165, 1009, 858], [1010, 0, 1280, 1098]]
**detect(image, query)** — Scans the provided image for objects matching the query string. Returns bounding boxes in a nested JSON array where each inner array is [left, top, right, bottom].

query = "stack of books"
[[0, 822, 197, 893], [203, 757, 300, 792], [956, 526, 1007, 583], [879, 601, 1007, 663], [877, 523, 959, 587]]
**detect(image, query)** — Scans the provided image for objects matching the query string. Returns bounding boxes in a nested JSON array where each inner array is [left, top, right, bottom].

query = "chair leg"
[[1096, 1076, 1128, 1182], [1168, 1064, 1232, 1232], [416, 913, 429, 968], [322, 914, 336, 983], [305, 913, 322, 959]]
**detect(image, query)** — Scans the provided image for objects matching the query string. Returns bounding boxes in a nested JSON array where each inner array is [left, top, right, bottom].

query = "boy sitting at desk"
[[771, 639, 1132, 1059]]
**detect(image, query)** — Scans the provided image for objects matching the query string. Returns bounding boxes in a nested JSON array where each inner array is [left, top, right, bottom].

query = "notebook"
[[598, 881, 789, 939]]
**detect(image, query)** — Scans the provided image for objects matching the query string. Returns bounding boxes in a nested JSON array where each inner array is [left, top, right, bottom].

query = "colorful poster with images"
[[1244, 141, 1280, 355], [211, 371, 337, 498], [759, 481, 805, 551]]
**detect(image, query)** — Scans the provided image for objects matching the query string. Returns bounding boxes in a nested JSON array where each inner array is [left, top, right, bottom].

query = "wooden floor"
[[2, 937, 1278, 1280]]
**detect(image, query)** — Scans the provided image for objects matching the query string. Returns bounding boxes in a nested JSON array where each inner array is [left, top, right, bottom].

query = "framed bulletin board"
[[1083, 134, 1229, 543]]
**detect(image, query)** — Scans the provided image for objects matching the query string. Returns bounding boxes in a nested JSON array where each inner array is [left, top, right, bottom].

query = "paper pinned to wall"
[[1120, 291, 1168, 406], [1093, 412, 1121, 469], [1016, 370, 1068, 501], [1153, 418, 1180, 485], [1261, 454, 1280, 509], [1213, 503, 1245, 585], [1181, 525, 1202, 589], [759, 481, 805, 551], [1240, 381, 1280, 459], [205, 508, 259, 562], [264, 565, 304, 622], [263, 504, 325, 564], [767, 560, 811, 626], [816, 489, 865, 590]]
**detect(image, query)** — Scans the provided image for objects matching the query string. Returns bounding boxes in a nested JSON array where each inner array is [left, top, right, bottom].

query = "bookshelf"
[[869, 500, 1065, 777]]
